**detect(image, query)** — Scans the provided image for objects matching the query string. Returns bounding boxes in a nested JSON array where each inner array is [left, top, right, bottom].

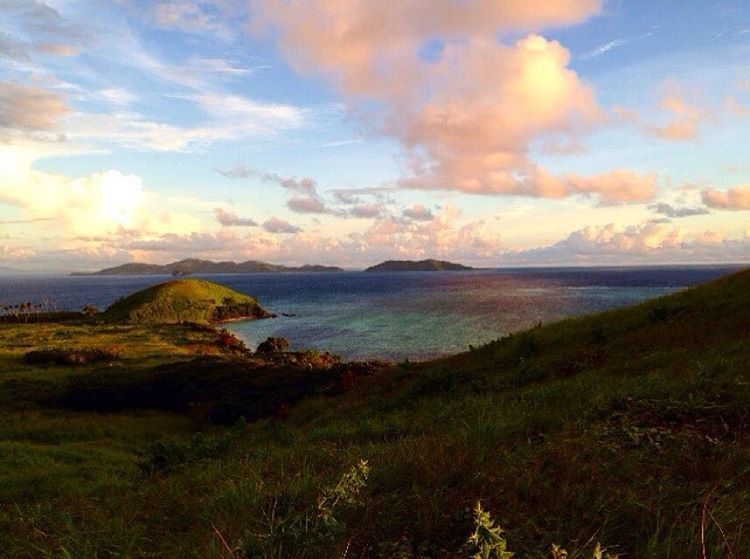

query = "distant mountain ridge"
[[74, 258, 343, 276], [365, 259, 473, 272]]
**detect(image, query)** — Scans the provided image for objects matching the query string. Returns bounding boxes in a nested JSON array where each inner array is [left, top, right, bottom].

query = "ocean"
[[0, 266, 742, 360]]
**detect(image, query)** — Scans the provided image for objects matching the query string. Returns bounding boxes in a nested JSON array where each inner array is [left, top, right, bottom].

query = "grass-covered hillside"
[[103, 278, 270, 324], [0, 270, 748, 558]]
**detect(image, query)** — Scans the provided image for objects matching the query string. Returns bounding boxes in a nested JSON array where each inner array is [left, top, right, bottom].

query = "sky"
[[0, 0, 749, 272]]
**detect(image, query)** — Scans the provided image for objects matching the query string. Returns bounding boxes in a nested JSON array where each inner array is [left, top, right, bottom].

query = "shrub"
[[217, 329, 248, 353], [466, 502, 619, 559], [81, 304, 99, 316], [467, 501, 513, 559], [256, 337, 290, 355]]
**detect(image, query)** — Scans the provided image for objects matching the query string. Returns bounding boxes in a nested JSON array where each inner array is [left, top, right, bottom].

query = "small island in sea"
[[103, 278, 272, 324], [73, 258, 344, 276], [365, 258, 473, 272]]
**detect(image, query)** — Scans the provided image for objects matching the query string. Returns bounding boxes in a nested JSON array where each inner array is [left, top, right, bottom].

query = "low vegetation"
[[103, 278, 271, 324], [0, 270, 748, 557]]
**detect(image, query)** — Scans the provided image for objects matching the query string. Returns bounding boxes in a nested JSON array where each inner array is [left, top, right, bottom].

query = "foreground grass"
[[0, 270, 749, 557]]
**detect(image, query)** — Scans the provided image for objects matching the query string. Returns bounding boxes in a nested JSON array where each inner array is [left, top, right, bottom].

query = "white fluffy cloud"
[[508, 222, 750, 264], [0, 144, 201, 240]]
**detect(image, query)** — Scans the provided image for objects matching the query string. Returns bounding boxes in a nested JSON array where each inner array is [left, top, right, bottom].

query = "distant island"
[[365, 259, 473, 272], [73, 258, 343, 276]]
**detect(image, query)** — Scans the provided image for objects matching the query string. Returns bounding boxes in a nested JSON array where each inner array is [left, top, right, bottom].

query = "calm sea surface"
[[0, 266, 742, 360]]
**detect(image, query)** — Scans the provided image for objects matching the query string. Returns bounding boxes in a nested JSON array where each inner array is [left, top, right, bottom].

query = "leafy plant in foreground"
[[240, 459, 370, 558], [467, 501, 513, 559], [467, 502, 618, 559], [317, 459, 370, 532]]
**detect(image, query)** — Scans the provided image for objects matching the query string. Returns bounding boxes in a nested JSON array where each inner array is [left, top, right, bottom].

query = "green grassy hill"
[[0, 269, 748, 557], [103, 278, 269, 324]]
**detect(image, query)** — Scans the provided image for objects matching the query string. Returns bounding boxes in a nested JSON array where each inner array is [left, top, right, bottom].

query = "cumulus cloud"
[[118, 204, 503, 267], [250, 2, 654, 203], [701, 184, 750, 210], [349, 204, 383, 218], [333, 191, 361, 205], [263, 216, 300, 234], [0, 244, 36, 261], [126, 231, 234, 252], [214, 208, 257, 226], [0, 82, 68, 130], [509, 223, 750, 264], [402, 204, 434, 221], [511, 223, 679, 262], [648, 86, 704, 141], [649, 202, 710, 218], [346, 205, 502, 262], [287, 195, 327, 214], [0, 145, 201, 240]]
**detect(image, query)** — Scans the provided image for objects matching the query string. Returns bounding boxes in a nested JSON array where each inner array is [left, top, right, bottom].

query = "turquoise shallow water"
[[0, 266, 742, 360]]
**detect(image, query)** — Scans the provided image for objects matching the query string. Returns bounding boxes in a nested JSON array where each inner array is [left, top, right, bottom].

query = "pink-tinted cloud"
[[350, 204, 383, 218], [36, 43, 80, 56], [250, 2, 656, 203], [402, 204, 434, 221], [0, 82, 68, 130], [508, 223, 750, 264], [263, 216, 300, 234], [701, 184, 750, 210], [287, 195, 327, 214], [725, 96, 750, 118], [152, 1, 232, 38], [214, 207, 258, 226], [648, 86, 704, 141]]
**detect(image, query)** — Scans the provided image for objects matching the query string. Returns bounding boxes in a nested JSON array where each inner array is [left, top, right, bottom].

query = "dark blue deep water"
[[0, 266, 743, 360]]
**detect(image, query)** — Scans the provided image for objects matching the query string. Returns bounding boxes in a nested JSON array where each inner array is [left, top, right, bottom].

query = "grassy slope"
[[103, 278, 261, 324], [0, 270, 749, 557]]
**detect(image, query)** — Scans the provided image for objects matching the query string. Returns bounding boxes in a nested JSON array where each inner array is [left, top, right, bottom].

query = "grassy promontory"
[[0, 270, 748, 557], [103, 278, 271, 324]]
